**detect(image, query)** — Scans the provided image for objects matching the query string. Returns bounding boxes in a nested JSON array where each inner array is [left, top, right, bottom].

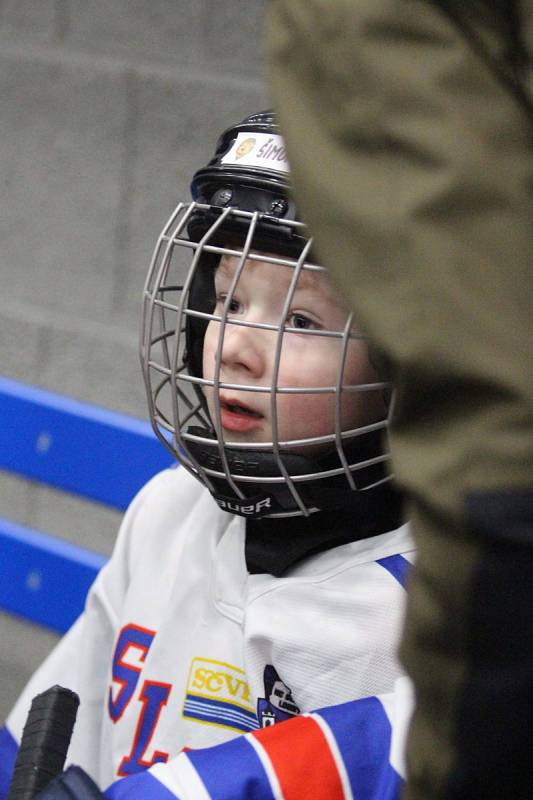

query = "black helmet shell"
[[187, 111, 304, 256]]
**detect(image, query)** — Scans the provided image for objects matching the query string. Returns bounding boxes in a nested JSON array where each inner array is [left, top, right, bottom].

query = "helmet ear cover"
[[184, 250, 218, 383]]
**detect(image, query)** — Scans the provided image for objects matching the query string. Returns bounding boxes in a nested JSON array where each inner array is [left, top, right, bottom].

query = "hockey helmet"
[[140, 111, 392, 519]]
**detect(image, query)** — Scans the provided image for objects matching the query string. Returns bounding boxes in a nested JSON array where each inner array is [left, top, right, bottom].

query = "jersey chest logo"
[[257, 664, 300, 727]]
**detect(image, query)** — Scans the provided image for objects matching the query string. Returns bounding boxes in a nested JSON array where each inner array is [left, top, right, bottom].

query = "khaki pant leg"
[[266, 2, 533, 797]]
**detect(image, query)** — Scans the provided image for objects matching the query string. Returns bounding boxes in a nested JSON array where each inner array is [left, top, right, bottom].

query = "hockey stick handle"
[[7, 685, 80, 800]]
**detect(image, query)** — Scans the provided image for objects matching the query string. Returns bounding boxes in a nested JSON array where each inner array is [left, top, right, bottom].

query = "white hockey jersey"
[[1, 466, 414, 791]]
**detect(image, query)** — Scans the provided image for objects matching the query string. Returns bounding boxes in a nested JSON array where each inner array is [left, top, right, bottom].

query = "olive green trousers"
[[266, 2, 532, 797]]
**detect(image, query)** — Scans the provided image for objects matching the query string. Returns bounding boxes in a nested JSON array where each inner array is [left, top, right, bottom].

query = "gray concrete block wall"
[[0, 1, 268, 722]]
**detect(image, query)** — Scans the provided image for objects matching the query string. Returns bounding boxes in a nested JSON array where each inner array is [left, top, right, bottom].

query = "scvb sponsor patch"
[[182, 657, 259, 733]]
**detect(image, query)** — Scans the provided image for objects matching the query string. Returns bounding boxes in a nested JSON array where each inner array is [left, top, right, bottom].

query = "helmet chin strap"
[[184, 425, 391, 519]]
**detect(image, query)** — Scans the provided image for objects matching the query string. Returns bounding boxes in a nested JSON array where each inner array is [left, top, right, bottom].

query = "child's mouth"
[[219, 399, 264, 433], [225, 402, 261, 416]]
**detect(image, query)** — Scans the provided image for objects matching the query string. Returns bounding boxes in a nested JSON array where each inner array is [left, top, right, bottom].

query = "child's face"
[[202, 254, 386, 449]]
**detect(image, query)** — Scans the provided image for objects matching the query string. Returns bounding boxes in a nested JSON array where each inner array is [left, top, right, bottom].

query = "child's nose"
[[218, 321, 266, 379]]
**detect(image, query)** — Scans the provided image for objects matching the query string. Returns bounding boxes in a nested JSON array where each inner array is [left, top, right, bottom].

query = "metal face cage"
[[140, 201, 392, 519]]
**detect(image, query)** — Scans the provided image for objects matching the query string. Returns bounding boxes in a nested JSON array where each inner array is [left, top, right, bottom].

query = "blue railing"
[[0, 376, 173, 633]]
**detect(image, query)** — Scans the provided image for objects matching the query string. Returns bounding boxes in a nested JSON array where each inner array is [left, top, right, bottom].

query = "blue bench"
[[0, 376, 173, 634]]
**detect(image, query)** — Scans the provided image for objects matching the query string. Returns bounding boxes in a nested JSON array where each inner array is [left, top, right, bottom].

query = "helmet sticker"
[[221, 132, 290, 174]]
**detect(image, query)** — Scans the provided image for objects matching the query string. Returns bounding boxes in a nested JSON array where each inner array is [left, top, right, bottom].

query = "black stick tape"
[[7, 686, 80, 800]]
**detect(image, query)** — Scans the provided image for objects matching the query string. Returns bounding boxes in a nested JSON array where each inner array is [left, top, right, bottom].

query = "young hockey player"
[[0, 112, 414, 795]]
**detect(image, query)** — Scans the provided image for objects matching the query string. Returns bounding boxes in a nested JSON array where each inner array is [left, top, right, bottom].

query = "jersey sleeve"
[[104, 678, 414, 800], [0, 474, 166, 798]]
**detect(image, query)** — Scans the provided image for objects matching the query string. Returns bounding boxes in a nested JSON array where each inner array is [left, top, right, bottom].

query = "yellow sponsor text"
[[185, 657, 253, 710]]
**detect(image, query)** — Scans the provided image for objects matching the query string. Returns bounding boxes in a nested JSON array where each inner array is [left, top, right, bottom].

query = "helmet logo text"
[[257, 136, 287, 163], [215, 496, 272, 516]]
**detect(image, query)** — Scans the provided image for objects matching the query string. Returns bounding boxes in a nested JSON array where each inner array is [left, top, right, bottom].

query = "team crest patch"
[[257, 665, 300, 728], [182, 657, 258, 733]]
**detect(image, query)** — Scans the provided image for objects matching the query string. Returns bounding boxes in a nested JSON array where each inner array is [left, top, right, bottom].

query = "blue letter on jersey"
[[118, 680, 171, 775], [108, 624, 156, 722]]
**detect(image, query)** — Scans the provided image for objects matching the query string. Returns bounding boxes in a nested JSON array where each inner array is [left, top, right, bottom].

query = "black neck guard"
[[185, 427, 391, 519], [245, 481, 404, 577]]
